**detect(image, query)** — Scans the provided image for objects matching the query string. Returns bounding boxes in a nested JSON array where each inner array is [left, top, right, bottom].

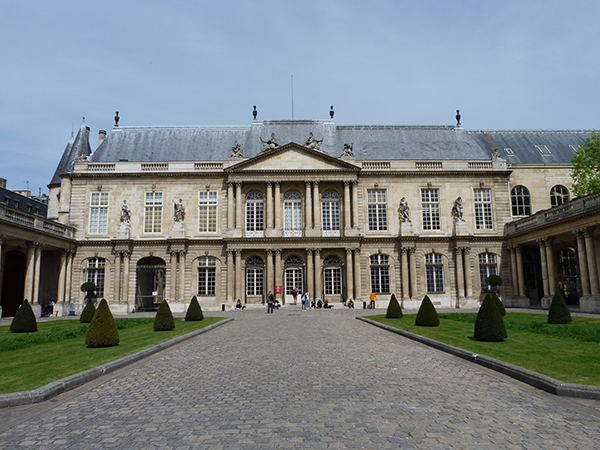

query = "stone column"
[[114, 251, 122, 302], [179, 250, 186, 302], [305, 182, 312, 230], [226, 250, 234, 302], [409, 248, 417, 300], [313, 181, 320, 232], [515, 245, 526, 298], [266, 249, 274, 300], [65, 251, 74, 311], [235, 182, 243, 232], [346, 248, 354, 301], [227, 182, 235, 230], [546, 238, 557, 297], [464, 247, 473, 299], [509, 246, 518, 297], [314, 249, 322, 300], [344, 180, 351, 231], [170, 251, 177, 301], [574, 230, 591, 296], [266, 181, 274, 233], [32, 243, 43, 305], [274, 182, 281, 232], [353, 249, 362, 302], [235, 249, 243, 302], [123, 251, 131, 310], [57, 250, 67, 307], [275, 249, 282, 301], [352, 181, 359, 229], [401, 248, 409, 302], [306, 249, 314, 298], [583, 228, 599, 295], [537, 239, 550, 300], [24, 243, 36, 303], [455, 247, 465, 307]]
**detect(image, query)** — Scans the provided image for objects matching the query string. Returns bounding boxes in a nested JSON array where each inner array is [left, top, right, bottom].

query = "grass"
[[0, 317, 224, 394], [369, 313, 600, 386]]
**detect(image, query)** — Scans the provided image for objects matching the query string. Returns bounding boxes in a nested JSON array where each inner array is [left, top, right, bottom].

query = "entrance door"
[[524, 264, 539, 302], [136, 257, 166, 311], [285, 267, 303, 305]]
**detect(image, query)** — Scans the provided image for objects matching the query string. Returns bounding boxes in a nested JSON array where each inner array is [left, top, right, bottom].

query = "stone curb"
[[357, 316, 600, 400], [0, 318, 234, 409]]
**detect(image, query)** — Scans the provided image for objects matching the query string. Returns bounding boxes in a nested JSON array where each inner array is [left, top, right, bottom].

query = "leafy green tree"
[[385, 293, 403, 319], [85, 299, 119, 347], [10, 300, 37, 333], [185, 296, 204, 321], [154, 300, 175, 331], [415, 295, 440, 326], [571, 131, 600, 197]]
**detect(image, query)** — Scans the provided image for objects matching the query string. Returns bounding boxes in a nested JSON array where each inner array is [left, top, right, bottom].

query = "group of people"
[[262, 290, 377, 312]]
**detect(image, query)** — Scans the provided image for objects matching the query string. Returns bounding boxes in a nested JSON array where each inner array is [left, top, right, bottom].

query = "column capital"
[[312, 180, 319, 187], [178, 250, 187, 257], [274, 181, 281, 187], [353, 248, 360, 255], [266, 180, 273, 187], [236, 181, 243, 187], [227, 249, 234, 257], [227, 181, 235, 188], [408, 247, 416, 255], [400, 247, 408, 255], [275, 248, 282, 256], [122, 251, 132, 258], [344, 180, 351, 187], [235, 249, 243, 256], [306, 248, 314, 254], [536, 237, 547, 246], [463, 246, 471, 254], [314, 248, 321, 256], [346, 248, 353, 255], [454, 247, 463, 255]]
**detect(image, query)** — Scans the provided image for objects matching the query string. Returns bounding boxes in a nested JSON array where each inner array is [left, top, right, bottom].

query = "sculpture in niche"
[[173, 198, 186, 222], [230, 142, 243, 158], [398, 197, 411, 223], [342, 143, 354, 157], [120, 200, 131, 224], [451, 196, 464, 222], [305, 132, 323, 152], [260, 133, 280, 152]]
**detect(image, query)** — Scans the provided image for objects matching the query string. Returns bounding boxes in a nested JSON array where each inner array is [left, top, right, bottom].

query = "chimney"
[[98, 130, 107, 146], [0, 178, 6, 188]]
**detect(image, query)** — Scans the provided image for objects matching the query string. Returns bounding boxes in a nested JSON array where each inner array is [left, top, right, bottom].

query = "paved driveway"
[[1, 307, 599, 449]]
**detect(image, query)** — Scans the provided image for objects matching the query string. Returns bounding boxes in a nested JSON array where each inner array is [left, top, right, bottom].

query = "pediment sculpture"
[[230, 142, 243, 158], [305, 132, 323, 152], [260, 133, 280, 152], [342, 143, 354, 157]]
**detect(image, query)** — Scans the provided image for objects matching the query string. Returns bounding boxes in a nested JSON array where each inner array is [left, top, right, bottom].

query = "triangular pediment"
[[226, 142, 360, 172]]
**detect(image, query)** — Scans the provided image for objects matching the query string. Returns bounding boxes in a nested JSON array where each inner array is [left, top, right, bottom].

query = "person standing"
[[267, 290, 275, 314], [293, 286, 299, 305], [370, 292, 376, 309], [301, 291, 309, 312]]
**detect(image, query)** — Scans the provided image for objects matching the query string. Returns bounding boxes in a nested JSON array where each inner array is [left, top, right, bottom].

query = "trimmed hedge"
[[10, 299, 37, 333], [474, 294, 507, 342], [80, 299, 96, 323], [385, 294, 403, 319], [154, 300, 175, 331], [491, 292, 506, 317], [185, 296, 204, 321], [85, 299, 120, 347], [415, 295, 440, 326], [548, 291, 572, 324]]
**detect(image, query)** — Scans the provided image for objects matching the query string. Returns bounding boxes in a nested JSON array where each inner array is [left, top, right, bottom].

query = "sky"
[[1, 0, 599, 195]]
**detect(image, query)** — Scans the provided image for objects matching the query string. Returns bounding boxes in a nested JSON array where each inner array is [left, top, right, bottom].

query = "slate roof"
[[49, 123, 91, 186]]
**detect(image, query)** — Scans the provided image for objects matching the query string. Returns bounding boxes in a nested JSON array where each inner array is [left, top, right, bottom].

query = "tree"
[[474, 294, 507, 342], [80, 298, 96, 323], [185, 296, 204, 321], [85, 299, 119, 347], [415, 295, 440, 327], [80, 282, 97, 298], [154, 300, 175, 331], [10, 300, 37, 333], [548, 291, 572, 324], [571, 131, 600, 197], [385, 294, 403, 319]]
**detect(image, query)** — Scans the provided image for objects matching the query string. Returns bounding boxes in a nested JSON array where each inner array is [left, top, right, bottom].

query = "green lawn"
[[368, 313, 600, 386], [0, 317, 225, 394]]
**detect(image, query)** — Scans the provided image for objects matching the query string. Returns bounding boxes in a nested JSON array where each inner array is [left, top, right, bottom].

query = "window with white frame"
[[86, 258, 105, 296], [245, 192, 264, 236], [425, 253, 444, 292], [89, 192, 109, 234], [323, 255, 342, 295], [284, 191, 303, 236], [322, 191, 341, 236], [144, 191, 163, 233], [246, 256, 264, 297], [421, 189, 440, 230], [367, 189, 388, 231], [197, 256, 216, 295], [370, 254, 390, 293], [198, 191, 217, 232], [474, 189, 493, 229], [479, 253, 498, 291], [550, 185, 570, 207], [511, 186, 531, 216]]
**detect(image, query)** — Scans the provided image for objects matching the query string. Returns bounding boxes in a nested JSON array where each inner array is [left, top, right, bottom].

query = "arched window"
[[511, 186, 531, 216], [323, 255, 343, 295], [479, 253, 498, 291], [370, 254, 390, 293], [245, 192, 264, 236], [284, 191, 303, 236], [322, 191, 341, 236], [246, 256, 264, 297], [197, 257, 216, 296], [86, 258, 105, 296], [425, 253, 444, 293], [550, 185, 570, 207]]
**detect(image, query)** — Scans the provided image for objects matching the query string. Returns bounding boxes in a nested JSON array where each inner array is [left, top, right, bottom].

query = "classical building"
[[1, 113, 599, 316]]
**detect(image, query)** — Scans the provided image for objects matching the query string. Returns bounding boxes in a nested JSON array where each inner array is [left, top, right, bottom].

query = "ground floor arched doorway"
[[1, 250, 26, 317], [136, 257, 166, 312], [284, 255, 304, 305]]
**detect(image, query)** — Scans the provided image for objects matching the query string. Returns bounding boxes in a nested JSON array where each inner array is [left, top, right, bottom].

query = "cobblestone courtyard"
[[1, 308, 599, 449]]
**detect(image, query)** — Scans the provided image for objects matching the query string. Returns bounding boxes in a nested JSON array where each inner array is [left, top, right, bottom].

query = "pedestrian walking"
[[370, 292, 376, 309], [267, 290, 275, 313]]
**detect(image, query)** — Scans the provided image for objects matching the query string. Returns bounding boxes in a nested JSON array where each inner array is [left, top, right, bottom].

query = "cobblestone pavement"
[[1, 307, 599, 449]]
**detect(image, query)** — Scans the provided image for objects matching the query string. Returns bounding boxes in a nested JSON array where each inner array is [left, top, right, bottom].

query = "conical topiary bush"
[[474, 294, 507, 342], [548, 291, 572, 324], [385, 293, 403, 319], [85, 299, 119, 347], [80, 298, 96, 323], [154, 300, 175, 331], [415, 295, 440, 326], [185, 296, 204, 321], [10, 299, 37, 333], [491, 292, 506, 317]]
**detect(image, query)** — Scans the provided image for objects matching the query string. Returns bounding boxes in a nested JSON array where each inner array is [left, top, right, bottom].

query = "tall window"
[[245, 192, 264, 237], [198, 191, 217, 232], [550, 185, 570, 207], [474, 189, 493, 229], [323, 255, 342, 295], [421, 189, 440, 230], [144, 191, 163, 233], [367, 189, 388, 231], [246, 256, 264, 297], [86, 258, 105, 296], [284, 191, 303, 237], [197, 256, 216, 295], [89, 192, 109, 234], [511, 186, 531, 216], [370, 254, 390, 293], [425, 253, 444, 292], [479, 253, 498, 291], [322, 191, 341, 236]]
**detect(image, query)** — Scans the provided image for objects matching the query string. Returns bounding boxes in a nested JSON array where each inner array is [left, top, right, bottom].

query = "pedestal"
[[454, 220, 469, 236], [400, 222, 414, 236], [117, 223, 130, 239], [172, 222, 185, 238]]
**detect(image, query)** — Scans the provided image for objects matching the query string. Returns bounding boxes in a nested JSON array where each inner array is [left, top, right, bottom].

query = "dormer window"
[[536, 145, 551, 155]]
